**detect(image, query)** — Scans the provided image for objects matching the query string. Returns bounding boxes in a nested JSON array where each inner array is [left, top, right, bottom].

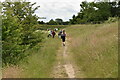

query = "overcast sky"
[[1, 0, 115, 22], [28, 0, 95, 22]]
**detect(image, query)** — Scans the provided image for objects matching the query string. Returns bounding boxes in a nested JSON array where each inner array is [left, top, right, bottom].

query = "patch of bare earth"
[[2, 66, 22, 78], [66, 37, 85, 78], [63, 41, 75, 78], [51, 37, 83, 78], [51, 48, 68, 78]]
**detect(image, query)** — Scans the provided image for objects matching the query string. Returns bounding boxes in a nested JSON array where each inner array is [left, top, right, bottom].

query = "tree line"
[[40, 1, 119, 25], [70, 1, 119, 24], [38, 18, 69, 25]]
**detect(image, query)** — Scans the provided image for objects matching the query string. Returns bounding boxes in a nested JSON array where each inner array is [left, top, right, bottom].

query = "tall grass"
[[67, 22, 118, 78], [20, 33, 61, 78]]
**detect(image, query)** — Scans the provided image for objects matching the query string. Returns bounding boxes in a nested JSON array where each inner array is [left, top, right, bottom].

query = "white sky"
[[1, 0, 116, 22], [28, 0, 94, 22]]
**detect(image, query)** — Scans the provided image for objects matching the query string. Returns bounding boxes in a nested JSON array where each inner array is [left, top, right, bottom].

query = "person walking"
[[61, 29, 66, 46], [58, 30, 62, 38], [52, 30, 56, 38], [47, 29, 52, 37]]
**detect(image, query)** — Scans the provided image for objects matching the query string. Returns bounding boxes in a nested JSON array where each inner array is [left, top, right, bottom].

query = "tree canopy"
[[70, 1, 119, 24]]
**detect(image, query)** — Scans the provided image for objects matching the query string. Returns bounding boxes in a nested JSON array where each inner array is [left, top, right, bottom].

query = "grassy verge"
[[20, 33, 61, 78], [67, 22, 118, 78]]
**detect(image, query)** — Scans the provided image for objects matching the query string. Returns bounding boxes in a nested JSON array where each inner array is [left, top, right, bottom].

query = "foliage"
[[55, 18, 63, 25], [47, 18, 69, 25], [105, 17, 118, 23], [62, 21, 69, 25], [2, 2, 42, 65], [70, 1, 119, 24], [47, 19, 58, 25], [38, 21, 45, 24]]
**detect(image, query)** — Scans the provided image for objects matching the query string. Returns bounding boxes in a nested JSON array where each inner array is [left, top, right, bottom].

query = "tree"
[[63, 21, 69, 25], [55, 18, 63, 25], [38, 21, 45, 24], [47, 19, 57, 25], [70, 1, 119, 24], [109, 2, 120, 17], [2, 1, 42, 65]]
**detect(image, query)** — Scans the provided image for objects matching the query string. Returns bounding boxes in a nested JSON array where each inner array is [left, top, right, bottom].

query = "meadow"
[[67, 22, 118, 78], [2, 22, 118, 78], [2, 1, 118, 78]]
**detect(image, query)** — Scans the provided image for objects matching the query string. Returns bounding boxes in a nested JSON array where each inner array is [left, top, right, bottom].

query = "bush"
[[2, 2, 42, 66], [105, 17, 118, 23]]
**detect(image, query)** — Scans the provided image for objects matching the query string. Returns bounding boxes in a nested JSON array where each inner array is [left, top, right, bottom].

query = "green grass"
[[3, 22, 118, 78], [20, 33, 61, 78], [66, 22, 118, 78], [35, 24, 69, 30]]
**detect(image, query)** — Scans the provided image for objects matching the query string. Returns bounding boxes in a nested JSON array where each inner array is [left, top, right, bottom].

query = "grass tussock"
[[67, 22, 118, 78]]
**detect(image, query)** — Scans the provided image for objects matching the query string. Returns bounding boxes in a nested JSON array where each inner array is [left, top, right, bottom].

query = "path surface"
[[2, 66, 22, 78], [51, 38, 76, 78], [63, 41, 75, 78]]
